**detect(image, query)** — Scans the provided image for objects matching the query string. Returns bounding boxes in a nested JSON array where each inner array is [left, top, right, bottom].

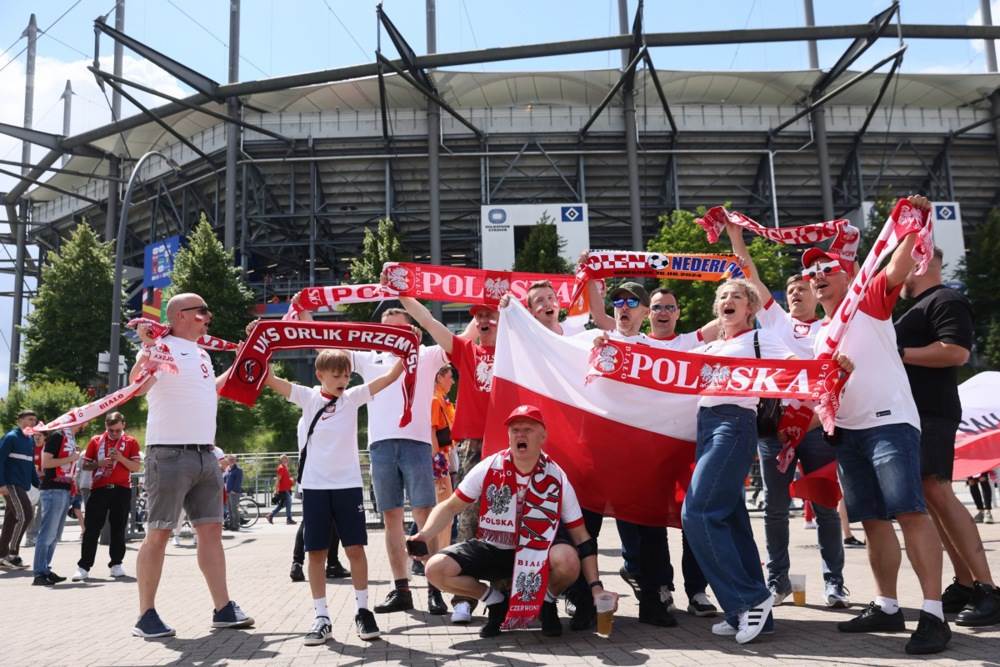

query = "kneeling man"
[[409, 404, 614, 638]]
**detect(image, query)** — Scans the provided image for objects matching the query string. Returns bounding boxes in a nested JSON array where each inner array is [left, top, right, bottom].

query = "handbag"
[[753, 331, 783, 437]]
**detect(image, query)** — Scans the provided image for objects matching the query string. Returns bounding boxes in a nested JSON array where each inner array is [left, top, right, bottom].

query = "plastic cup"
[[595, 592, 616, 638], [790, 574, 806, 606]]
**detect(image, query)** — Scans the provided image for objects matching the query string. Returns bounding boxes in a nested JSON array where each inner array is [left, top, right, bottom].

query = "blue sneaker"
[[212, 601, 254, 629], [132, 609, 176, 638]]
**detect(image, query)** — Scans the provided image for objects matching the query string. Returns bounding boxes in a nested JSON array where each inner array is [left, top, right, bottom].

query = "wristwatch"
[[588, 580, 604, 589]]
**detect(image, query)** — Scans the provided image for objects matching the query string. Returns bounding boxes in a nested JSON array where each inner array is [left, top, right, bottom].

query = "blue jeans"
[[837, 423, 925, 522], [269, 491, 293, 521], [759, 430, 844, 593], [33, 488, 71, 576], [683, 405, 769, 622]]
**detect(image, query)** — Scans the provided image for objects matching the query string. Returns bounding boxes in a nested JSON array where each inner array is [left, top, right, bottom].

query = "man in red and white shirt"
[[808, 195, 950, 655], [411, 405, 613, 639], [73, 411, 141, 582]]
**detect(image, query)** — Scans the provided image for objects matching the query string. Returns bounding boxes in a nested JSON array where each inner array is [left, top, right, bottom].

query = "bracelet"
[[588, 580, 604, 589]]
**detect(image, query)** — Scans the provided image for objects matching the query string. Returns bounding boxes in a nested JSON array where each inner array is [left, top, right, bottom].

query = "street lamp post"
[[108, 150, 180, 391]]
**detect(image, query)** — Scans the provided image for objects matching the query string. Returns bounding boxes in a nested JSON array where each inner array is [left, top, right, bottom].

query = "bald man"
[[129, 293, 253, 638]]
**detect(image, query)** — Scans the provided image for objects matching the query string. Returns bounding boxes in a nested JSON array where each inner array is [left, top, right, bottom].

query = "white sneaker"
[[736, 595, 774, 644], [770, 586, 790, 606], [824, 581, 850, 608], [451, 601, 473, 624], [72, 567, 89, 582], [986, 510, 995, 524], [803, 520, 818, 529], [659, 586, 677, 611], [711, 620, 737, 636], [110, 564, 126, 578], [172, 536, 181, 547], [303, 616, 332, 646]]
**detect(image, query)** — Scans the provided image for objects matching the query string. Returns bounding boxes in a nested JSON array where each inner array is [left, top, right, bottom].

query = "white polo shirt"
[[143, 336, 218, 445], [289, 383, 372, 490], [813, 272, 920, 431]]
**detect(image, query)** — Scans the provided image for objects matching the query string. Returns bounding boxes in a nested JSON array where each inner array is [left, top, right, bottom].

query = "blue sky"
[[0, 0, 998, 394]]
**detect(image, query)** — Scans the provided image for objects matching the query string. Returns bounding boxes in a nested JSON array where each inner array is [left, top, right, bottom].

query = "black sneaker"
[[540, 600, 562, 637], [355, 608, 381, 640], [843, 536, 866, 549], [905, 611, 951, 654], [956, 582, 1000, 627], [32, 574, 53, 586], [942, 577, 974, 614], [638, 597, 678, 628], [132, 608, 176, 638], [411, 559, 426, 576], [290, 562, 305, 582], [212, 601, 254, 628], [7, 555, 26, 569], [428, 589, 448, 615], [479, 595, 509, 638], [619, 566, 641, 597], [837, 601, 905, 633], [374, 588, 413, 613], [45, 571, 66, 584], [326, 562, 349, 579], [303, 616, 332, 646], [570, 595, 596, 631]]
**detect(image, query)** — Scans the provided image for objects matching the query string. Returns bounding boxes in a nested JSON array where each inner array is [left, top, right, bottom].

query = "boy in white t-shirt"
[[263, 349, 403, 646]]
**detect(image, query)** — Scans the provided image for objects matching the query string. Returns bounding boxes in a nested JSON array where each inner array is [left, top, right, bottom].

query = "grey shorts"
[[145, 446, 223, 530]]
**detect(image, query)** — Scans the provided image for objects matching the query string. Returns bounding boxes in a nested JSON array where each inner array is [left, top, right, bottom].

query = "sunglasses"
[[802, 260, 844, 281], [180, 305, 212, 315], [612, 296, 641, 309], [650, 304, 677, 313]]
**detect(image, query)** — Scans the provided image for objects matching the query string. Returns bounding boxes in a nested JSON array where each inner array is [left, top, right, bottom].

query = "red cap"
[[504, 404, 545, 428], [469, 304, 499, 317], [801, 247, 853, 273]]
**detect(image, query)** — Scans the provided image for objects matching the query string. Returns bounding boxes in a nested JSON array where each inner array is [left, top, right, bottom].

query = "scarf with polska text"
[[477, 450, 565, 630], [696, 207, 861, 262], [568, 251, 747, 308], [219, 320, 420, 425], [773, 198, 934, 473]]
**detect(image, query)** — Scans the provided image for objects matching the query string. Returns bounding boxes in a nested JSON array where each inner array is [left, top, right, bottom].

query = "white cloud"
[[967, 1, 1000, 58]]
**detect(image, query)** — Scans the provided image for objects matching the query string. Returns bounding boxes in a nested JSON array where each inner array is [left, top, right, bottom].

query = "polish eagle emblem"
[[384, 266, 411, 292], [484, 277, 509, 301], [699, 362, 732, 388], [515, 571, 543, 600], [485, 483, 512, 516]]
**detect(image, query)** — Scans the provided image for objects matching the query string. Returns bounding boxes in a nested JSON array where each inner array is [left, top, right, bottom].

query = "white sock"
[[922, 599, 944, 621], [479, 586, 504, 606], [544, 590, 557, 604], [875, 596, 899, 614], [355, 589, 368, 611], [313, 597, 328, 619]]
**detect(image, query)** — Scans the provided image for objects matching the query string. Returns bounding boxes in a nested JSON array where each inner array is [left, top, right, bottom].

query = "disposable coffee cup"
[[595, 592, 616, 638], [790, 574, 806, 606]]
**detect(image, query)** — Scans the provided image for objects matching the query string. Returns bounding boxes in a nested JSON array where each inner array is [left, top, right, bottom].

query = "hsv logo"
[[560, 205, 583, 222], [238, 358, 263, 384], [487, 208, 507, 224], [935, 204, 956, 221]]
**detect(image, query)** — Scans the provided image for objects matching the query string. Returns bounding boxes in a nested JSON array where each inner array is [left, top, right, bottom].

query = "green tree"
[[513, 212, 570, 274], [0, 380, 88, 429], [983, 319, 1000, 370], [345, 218, 409, 322], [645, 208, 793, 331], [963, 207, 1000, 355], [0, 383, 29, 428], [250, 362, 301, 451], [165, 216, 258, 451], [21, 223, 127, 386]]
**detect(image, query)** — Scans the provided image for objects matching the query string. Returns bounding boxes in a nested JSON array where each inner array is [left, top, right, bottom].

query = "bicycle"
[[238, 496, 261, 528]]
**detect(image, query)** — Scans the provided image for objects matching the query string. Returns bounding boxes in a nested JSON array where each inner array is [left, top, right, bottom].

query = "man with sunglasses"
[[130, 293, 253, 638], [727, 225, 850, 612], [805, 195, 951, 654]]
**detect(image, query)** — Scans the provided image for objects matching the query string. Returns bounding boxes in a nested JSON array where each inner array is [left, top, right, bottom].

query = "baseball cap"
[[469, 304, 499, 317], [611, 281, 651, 307], [504, 404, 545, 428], [801, 248, 853, 273], [16, 409, 36, 419]]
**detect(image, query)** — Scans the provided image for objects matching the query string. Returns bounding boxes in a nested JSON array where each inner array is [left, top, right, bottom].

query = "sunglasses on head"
[[650, 304, 677, 313], [802, 260, 843, 281], [180, 305, 211, 315], [612, 296, 641, 309]]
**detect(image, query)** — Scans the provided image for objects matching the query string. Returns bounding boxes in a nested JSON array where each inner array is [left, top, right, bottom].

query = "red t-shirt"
[[448, 336, 495, 441], [276, 463, 293, 492], [84, 433, 141, 490]]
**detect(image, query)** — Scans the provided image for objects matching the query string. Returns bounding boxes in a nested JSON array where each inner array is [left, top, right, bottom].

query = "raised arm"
[[587, 279, 615, 331], [885, 195, 931, 290], [367, 358, 404, 397], [725, 222, 771, 305], [398, 296, 455, 354], [697, 318, 721, 343], [262, 364, 294, 399]]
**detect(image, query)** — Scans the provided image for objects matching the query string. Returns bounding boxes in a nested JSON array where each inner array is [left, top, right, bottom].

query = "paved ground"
[[1, 507, 999, 666]]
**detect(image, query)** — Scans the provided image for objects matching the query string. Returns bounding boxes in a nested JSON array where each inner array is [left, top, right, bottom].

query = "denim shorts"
[[369, 438, 436, 511], [836, 423, 927, 522]]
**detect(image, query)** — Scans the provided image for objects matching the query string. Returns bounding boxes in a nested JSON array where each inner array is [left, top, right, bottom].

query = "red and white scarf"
[[283, 284, 397, 320], [696, 207, 861, 261], [126, 317, 238, 352], [569, 250, 747, 307], [91, 431, 130, 483], [477, 450, 565, 630], [219, 320, 421, 425], [774, 198, 934, 472]]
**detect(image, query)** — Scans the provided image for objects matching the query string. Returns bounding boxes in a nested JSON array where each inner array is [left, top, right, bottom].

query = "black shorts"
[[441, 539, 516, 582], [919, 416, 959, 482], [302, 488, 367, 551]]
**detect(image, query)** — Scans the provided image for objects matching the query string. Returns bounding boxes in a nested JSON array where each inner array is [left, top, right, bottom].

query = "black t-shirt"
[[40, 432, 73, 491], [894, 285, 973, 422]]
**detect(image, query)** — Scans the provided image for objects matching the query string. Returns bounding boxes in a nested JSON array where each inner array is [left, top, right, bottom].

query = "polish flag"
[[482, 300, 698, 527], [953, 372, 1000, 480]]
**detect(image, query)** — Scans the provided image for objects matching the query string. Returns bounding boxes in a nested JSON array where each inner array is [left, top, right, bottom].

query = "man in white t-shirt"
[[523, 280, 589, 337], [264, 349, 402, 646], [808, 195, 950, 655], [727, 224, 849, 610], [130, 293, 252, 639], [411, 404, 615, 639]]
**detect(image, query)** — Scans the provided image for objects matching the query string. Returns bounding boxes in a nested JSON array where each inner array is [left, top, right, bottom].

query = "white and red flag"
[[482, 300, 699, 528], [953, 372, 1000, 480]]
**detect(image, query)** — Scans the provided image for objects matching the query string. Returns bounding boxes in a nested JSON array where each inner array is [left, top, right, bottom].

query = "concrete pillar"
[[224, 0, 240, 250], [804, 0, 834, 220], [619, 0, 642, 250]]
